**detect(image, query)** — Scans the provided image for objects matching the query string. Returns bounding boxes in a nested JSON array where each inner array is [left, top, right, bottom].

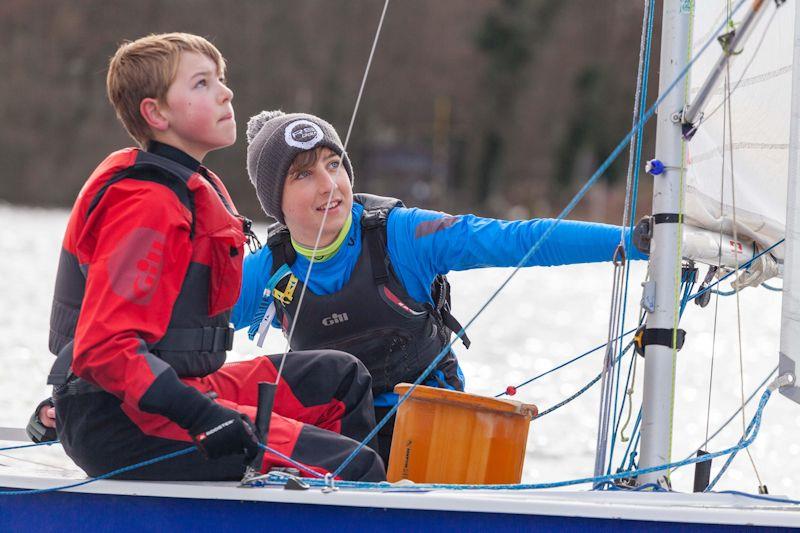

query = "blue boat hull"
[[2, 488, 793, 532]]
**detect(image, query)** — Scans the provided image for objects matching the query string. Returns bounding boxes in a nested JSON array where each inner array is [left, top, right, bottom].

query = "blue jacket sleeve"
[[386, 207, 645, 303]]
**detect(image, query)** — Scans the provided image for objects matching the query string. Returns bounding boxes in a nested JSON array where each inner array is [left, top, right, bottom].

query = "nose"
[[219, 82, 233, 103], [315, 162, 339, 192]]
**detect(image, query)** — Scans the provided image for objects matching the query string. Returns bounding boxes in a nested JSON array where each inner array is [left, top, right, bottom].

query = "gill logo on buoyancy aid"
[[261, 193, 469, 394], [322, 312, 349, 326]]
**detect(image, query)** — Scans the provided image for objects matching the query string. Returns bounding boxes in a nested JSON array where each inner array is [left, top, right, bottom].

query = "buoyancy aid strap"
[[440, 306, 471, 349], [46, 325, 234, 387], [47, 341, 74, 386], [154, 326, 234, 353], [362, 210, 390, 286], [267, 223, 296, 274], [86, 165, 196, 239], [431, 274, 470, 349]]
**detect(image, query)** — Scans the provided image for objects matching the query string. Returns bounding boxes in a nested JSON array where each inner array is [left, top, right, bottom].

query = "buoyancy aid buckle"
[[241, 216, 263, 253], [361, 207, 391, 230], [273, 274, 299, 305]]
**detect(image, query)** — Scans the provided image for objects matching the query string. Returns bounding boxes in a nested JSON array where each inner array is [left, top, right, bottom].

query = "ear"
[[140, 98, 169, 132]]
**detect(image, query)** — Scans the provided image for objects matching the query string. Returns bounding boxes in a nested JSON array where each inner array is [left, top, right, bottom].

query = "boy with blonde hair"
[[39, 34, 384, 481]]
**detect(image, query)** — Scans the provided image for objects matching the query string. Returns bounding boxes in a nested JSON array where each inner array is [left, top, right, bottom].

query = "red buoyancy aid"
[[48, 147, 246, 397]]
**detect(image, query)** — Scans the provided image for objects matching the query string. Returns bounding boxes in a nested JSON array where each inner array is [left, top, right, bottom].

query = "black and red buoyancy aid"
[[267, 194, 468, 396], [48, 145, 249, 386]]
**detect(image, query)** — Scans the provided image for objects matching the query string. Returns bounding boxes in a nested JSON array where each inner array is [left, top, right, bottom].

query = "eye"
[[294, 169, 312, 180], [218, 77, 227, 85], [194, 78, 208, 89], [329, 160, 340, 170]]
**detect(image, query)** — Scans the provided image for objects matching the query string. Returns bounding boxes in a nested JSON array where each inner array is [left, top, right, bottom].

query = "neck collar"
[[147, 141, 202, 172], [292, 214, 353, 262]]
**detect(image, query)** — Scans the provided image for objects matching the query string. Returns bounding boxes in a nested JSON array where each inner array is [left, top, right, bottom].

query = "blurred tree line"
[[0, 0, 656, 223]]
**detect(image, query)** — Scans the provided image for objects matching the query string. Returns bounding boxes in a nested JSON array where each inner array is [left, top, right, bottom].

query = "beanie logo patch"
[[285, 120, 324, 150]]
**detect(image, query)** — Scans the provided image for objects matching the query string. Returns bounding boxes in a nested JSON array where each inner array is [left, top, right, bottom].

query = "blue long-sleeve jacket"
[[231, 202, 644, 334]]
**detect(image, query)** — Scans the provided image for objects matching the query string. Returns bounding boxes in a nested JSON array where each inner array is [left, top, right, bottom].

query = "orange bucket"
[[386, 384, 537, 484]]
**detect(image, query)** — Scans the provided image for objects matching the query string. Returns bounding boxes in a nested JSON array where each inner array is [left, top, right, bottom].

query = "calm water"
[[1, 204, 797, 496]]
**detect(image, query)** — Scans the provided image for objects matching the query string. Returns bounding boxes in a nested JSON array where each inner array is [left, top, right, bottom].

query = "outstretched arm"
[[387, 207, 644, 303]]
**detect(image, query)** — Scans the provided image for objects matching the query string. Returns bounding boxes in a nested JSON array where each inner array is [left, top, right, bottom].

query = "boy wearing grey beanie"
[[239, 110, 644, 465]]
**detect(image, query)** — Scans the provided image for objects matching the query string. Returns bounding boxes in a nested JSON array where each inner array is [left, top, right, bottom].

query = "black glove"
[[26, 397, 57, 443], [189, 403, 261, 463]]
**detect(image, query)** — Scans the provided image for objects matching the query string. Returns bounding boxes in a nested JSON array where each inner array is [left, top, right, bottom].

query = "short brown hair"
[[288, 147, 329, 178], [106, 32, 226, 146]]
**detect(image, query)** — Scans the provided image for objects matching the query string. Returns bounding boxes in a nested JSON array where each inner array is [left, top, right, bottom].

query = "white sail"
[[685, 0, 792, 261]]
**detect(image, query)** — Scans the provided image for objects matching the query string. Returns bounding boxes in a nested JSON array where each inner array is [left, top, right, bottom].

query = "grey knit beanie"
[[246, 110, 354, 224]]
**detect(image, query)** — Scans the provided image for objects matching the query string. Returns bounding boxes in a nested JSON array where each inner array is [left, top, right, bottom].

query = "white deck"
[[2, 439, 799, 528]]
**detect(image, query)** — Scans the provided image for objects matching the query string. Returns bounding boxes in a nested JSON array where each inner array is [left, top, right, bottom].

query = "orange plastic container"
[[386, 384, 537, 484]]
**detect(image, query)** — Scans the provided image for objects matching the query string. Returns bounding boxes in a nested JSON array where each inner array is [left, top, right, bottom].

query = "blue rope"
[[495, 328, 637, 398], [256, 386, 777, 492], [714, 490, 800, 505], [760, 282, 782, 292], [677, 365, 777, 466], [711, 288, 736, 297], [0, 446, 197, 496], [331, 0, 750, 479], [0, 441, 326, 496], [0, 440, 60, 452], [605, 335, 640, 475], [619, 407, 643, 473], [534, 345, 631, 419], [705, 389, 767, 492], [535, 342, 631, 419], [259, 443, 325, 479], [608, 0, 656, 477], [609, 272, 691, 475], [689, 239, 784, 302]]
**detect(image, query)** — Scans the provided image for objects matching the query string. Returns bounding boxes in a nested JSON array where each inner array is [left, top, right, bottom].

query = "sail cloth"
[[685, 0, 793, 262]]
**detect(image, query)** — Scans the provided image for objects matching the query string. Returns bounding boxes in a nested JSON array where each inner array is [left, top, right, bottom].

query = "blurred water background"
[[2, 203, 797, 496]]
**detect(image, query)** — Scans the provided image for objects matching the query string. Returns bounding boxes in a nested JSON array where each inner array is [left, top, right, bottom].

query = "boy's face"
[[282, 148, 353, 247], [159, 51, 236, 160]]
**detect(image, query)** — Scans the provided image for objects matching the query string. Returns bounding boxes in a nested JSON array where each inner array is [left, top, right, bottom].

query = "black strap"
[[635, 327, 686, 355], [86, 165, 196, 239], [267, 224, 296, 274], [47, 341, 74, 386], [363, 217, 390, 285], [653, 213, 683, 224], [47, 326, 233, 387], [154, 326, 234, 353], [441, 308, 471, 349]]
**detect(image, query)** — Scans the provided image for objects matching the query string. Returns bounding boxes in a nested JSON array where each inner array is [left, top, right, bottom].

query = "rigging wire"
[[723, 24, 766, 487], [600, 0, 655, 480], [274, 0, 391, 383]]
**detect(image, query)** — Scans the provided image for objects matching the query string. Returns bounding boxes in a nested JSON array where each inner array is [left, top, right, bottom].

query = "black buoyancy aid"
[[267, 193, 469, 395], [48, 148, 249, 385]]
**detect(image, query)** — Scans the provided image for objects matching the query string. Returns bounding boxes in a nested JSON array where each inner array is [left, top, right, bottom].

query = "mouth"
[[219, 113, 234, 123], [316, 199, 342, 212]]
